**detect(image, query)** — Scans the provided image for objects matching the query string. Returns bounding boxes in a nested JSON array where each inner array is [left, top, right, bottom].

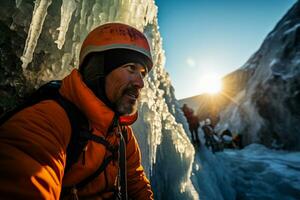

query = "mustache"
[[123, 84, 139, 98]]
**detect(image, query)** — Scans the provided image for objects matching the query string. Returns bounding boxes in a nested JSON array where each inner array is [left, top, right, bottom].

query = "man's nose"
[[132, 72, 144, 89]]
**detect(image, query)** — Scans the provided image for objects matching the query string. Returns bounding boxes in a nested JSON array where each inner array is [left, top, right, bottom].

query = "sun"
[[199, 74, 223, 94]]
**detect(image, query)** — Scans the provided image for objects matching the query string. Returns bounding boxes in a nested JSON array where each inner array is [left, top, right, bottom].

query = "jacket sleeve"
[[125, 127, 154, 200], [0, 100, 71, 199]]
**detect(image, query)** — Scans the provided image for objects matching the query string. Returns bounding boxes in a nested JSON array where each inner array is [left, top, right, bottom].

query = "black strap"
[[0, 80, 62, 125], [61, 128, 129, 199], [54, 95, 89, 173], [121, 126, 128, 144], [65, 155, 114, 191], [0, 80, 129, 198], [119, 128, 128, 200], [78, 130, 118, 153], [0, 80, 89, 173]]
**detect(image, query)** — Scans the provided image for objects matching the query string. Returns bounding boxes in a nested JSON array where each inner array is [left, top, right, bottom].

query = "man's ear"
[[80, 53, 105, 83]]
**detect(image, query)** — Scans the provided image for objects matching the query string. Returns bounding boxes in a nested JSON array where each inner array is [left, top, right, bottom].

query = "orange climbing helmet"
[[79, 22, 153, 72]]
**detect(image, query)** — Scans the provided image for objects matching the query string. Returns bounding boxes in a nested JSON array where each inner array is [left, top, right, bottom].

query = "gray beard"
[[115, 96, 138, 115]]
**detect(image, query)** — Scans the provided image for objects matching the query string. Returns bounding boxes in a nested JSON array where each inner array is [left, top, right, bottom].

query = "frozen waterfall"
[[16, 0, 198, 199], [10, 0, 300, 199]]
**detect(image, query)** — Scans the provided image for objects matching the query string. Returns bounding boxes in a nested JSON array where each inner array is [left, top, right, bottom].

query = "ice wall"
[[133, 21, 197, 199], [8, 0, 197, 199]]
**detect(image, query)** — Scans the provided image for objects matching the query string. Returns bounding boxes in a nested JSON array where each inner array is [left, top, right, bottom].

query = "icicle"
[[16, 0, 22, 8], [61, 53, 72, 70], [86, 13, 94, 32], [108, 5, 116, 22], [55, 0, 77, 49], [20, 0, 52, 70], [79, 0, 88, 24], [88, 0, 103, 30]]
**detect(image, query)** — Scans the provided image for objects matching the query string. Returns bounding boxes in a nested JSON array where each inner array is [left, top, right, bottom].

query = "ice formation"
[[20, 0, 52, 70], [15, 0, 22, 8], [17, 0, 198, 199], [55, 0, 77, 49]]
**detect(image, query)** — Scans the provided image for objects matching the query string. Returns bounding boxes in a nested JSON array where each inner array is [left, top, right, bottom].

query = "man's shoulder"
[[31, 100, 69, 121]]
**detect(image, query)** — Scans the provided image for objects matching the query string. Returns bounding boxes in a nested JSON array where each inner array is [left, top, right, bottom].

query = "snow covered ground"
[[191, 145, 236, 200], [192, 140, 300, 200], [217, 144, 300, 200], [191, 131, 236, 200]]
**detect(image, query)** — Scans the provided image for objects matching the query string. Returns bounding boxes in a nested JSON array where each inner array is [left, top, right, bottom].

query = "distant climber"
[[232, 134, 243, 149], [182, 104, 200, 144], [201, 118, 223, 153], [221, 129, 238, 149]]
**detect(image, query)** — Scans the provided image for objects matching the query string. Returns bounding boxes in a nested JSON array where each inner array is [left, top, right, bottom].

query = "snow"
[[284, 23, 300, 35], [191, 128, 300, 200], [190, 128, 237, 200], [270, 58, 279, 67], [217, 144, 300, 200]]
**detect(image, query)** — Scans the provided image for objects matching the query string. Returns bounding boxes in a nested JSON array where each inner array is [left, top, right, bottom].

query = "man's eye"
[[127, 65, 135, 72], [125, 64, 147, 78], [141, 70, 147, 78]]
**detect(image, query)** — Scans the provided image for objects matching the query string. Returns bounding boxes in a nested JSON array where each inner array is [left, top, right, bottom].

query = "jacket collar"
[[59, 69, 137, 134]]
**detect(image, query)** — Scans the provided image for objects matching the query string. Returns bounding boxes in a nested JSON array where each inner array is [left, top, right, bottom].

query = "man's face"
[[105, 63, 147, 115]]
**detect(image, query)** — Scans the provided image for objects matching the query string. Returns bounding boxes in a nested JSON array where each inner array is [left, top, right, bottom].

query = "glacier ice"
[[55, 0, 77, 49], [217, 144, 300, 200], [20, 0, 52, 70]]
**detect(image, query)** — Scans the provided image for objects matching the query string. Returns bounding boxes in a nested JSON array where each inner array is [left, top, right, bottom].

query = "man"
[[202, 118, 222, 153], [181, 104, 200, 143], [0, 23, 154, 199]]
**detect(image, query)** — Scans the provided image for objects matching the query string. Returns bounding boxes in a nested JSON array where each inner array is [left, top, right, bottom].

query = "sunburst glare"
[[199, 74, 223, 94]]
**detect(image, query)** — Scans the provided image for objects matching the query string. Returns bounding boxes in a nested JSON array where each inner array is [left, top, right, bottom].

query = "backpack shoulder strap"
[[53, 95, 89, 173], [0, 80, 89, 173], [119, 126, 128, 200], [0, 80, 129, 198]]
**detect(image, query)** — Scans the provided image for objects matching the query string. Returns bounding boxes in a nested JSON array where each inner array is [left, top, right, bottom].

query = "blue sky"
[[155, 0, 297, 99]]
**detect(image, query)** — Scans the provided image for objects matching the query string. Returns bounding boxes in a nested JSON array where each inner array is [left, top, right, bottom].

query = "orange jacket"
[[0, 69, 153, 199]]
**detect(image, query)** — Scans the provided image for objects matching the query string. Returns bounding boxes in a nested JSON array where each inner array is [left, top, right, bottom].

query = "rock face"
[[0, 1, 28, 113], [216, 1, 300, 150]]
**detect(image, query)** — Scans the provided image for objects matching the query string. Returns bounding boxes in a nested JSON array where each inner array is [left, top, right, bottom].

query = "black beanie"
[[103, 49, 151, 75], [80, 48, 151, 80]]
